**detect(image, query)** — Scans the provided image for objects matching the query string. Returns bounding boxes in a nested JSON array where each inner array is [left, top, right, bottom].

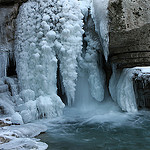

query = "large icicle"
[[91, 0, 109, 61], [109, 68, 138, 112], [57, 0, 84, 105]]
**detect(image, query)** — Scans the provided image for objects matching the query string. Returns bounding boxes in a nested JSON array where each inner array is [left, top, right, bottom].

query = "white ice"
[[0, 123, 48, 150], [91, 0, 109, 61], [109, 68, 138, 112]]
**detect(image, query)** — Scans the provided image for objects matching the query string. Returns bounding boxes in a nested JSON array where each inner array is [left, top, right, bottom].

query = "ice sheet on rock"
[[0, 123, 48, 150], [134, 66, 150, 74], [4, 77, 19, 96], [0, 93, 15, 115], [0, 53, 8, 78], [0, 77, 23, 124], [0, 138, 48, 150], [0, 8, 13, 78], [36, 95, 65, 119], [0, 84, 8, 93], [109, 68, 138, 112], [92, 0, 109, 61]]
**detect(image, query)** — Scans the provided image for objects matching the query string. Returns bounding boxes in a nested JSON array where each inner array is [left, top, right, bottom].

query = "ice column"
[[109, 68, 138, 112], [92, 0, 109, 61]]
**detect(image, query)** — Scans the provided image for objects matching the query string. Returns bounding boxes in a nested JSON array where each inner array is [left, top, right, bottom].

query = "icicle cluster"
[[15, 0, 83, 122]]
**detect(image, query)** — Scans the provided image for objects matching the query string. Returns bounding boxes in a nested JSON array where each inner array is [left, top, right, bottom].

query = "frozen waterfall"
[[15, 0, 84, 122], [0, 0, 139, 125], [0, 0, 143, 149]]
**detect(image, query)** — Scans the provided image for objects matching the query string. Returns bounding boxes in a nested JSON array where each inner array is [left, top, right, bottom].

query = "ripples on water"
[[38, 103, 150, 150]]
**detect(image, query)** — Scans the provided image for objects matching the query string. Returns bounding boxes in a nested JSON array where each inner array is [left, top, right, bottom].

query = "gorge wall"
[[1, 0, 150, 73], [108, 0, 150, 68]]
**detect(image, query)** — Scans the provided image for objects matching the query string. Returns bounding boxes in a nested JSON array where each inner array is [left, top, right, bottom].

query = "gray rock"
[[133, 73, 150, 109], [0, 0, 27, 5], [108, 0, 150, 68]]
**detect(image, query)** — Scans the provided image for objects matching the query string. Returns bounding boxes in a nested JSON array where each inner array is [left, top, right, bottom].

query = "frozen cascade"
[[92, 0, 109, 61], [75, 10, 106, 109], [15, 0, 83, 122], [109, 68, 138, 112]]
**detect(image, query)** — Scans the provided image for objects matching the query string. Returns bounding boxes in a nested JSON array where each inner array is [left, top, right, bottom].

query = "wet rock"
[[0, 136, 10, 144]]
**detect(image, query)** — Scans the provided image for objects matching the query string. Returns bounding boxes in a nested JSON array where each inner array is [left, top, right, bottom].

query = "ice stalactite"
[[15, 0, 83, 122], [91, 0, 109, 61], [57, 0, 84, 105], [109, 67, 138, 112]]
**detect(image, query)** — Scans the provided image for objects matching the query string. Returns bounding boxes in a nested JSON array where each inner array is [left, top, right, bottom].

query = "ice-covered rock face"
[[15, 0, 84, 122], [109, 68, 138, 112], [0, 5, 19, 78]]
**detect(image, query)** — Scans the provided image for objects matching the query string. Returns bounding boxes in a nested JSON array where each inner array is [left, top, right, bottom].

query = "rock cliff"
[[108, 0, 150, 68]]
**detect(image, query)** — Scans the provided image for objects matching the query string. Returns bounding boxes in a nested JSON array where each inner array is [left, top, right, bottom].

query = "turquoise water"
[[38, 106, 150, 150]]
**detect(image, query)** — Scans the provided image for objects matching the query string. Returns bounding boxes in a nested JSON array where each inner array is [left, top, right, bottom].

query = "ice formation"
[[0, 0, 144, 149], [0, 123, 48, 150], [109, 68, 138, 112], [92, 0, 109, 61], [14, 0, 84, 121], [74, 1, 106, 108], [0, 0, 141, 125]]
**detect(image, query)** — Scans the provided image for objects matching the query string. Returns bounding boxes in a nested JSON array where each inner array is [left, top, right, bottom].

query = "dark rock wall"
[[133, 74, 150, 109]]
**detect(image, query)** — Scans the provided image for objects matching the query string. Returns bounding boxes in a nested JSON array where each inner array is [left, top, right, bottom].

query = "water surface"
[[38, 104, 150, 150]]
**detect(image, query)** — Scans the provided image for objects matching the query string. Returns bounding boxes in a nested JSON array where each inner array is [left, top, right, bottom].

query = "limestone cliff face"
[[108, 0, 150, 68]]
